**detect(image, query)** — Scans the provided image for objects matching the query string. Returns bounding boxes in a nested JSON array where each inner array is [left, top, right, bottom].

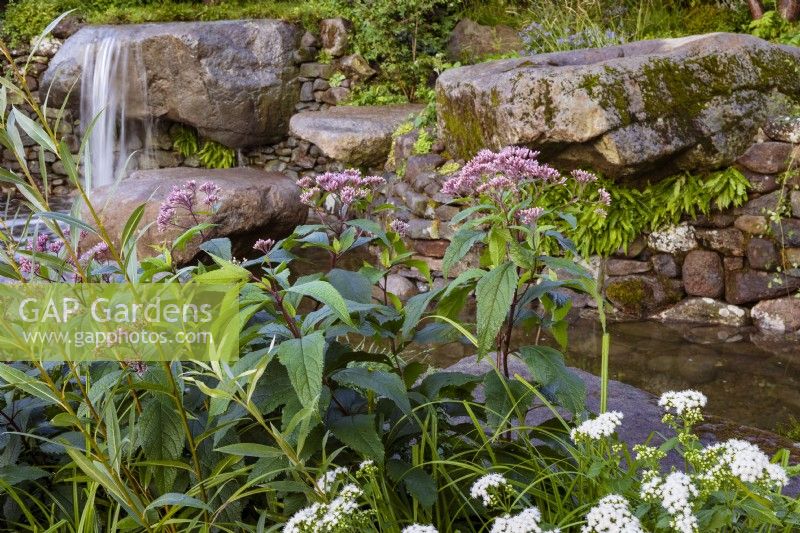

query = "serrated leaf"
[[442, 228, 484, 277], [475, 261, 517, 358], [138, 395, 185, 494], [327, 268, 372, 304], [286, 280, 353, 326], [199, 237, 232, 260], [277, 332, 325, 409], [328, 414, 384, 461], [332, 367, 411, 414]]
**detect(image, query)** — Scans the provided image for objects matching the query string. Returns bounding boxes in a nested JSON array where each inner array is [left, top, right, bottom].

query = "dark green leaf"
[[328, 414, 384, 461]]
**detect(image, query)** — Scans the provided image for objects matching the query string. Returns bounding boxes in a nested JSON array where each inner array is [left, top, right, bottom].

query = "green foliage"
[[2, 0, 336, 45], [328, 71, 346, 88], [412, 129, 434, 155], [561, 168, 751, 257], [345, 82, 409, 106], [171, 124, 199, 158], [169, 124, 235, 169]]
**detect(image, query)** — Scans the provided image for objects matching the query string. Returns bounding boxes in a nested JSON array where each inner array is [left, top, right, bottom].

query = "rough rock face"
[[683, 250, 725, 297], [653, 297, 749, 327], [446, 19, 524, 62], [751, 297, 800, 333], [436, 33, 800, 177], [42, 20, 302, 147], [289, 104, 425, 166], [80, 167, 306, 263]]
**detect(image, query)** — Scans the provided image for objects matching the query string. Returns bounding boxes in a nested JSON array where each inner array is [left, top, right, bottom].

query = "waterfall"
[[80, 34, 153, 189]]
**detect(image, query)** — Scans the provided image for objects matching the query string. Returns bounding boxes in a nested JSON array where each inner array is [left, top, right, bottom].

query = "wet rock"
[[437, 33, 800, 177], [725, 270, 800, 304], [735, 190, 782, 215], [335, 54, 376, 80], [683, 250, 724, 298], [43, 20, 302, 147], [614, 234, 647, 258], [691, 213, 735, 229], [300, 62, 334, 79], [736, 141, 799, 175], [751, 297, 800, 333], [695, 228, 745, 256], [747, 238, 779, 271], [413, 239, 450, 259], [319, 18, 352, 57], [52, 14, 85, 39], [405, 154, 444, 184], [786, 248, 800, 266], [653, 297, 749, 327], [764, 115, 800, 143], [605, 275, 682, 317], [320, 87, 351, 105], [606, 258, 652, 276], [647, 223, 697, 253], [734, 214, 768, 235], [739, 169, 779, 194], [290, 104, 424, 166], [792, 190, 800, 218], [682, 325, 745, 344], [446, 18, 523, 63], [651, 253, 679, 278], [373, 274, 418, 301], [80, 167, 306, 264], [770, 218, 800, 247]]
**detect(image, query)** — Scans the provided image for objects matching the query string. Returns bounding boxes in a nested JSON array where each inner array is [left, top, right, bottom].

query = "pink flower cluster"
[[157, 180, 222, 232], [253, 238, 275, 254], [442, 146, 561, 197], [297, 170, 385, 207], [389, 219, 410, 236], [517, 207, 546, 225]]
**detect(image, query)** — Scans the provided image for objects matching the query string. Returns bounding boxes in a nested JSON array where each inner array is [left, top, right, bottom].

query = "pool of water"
[[422, 315, 800, 433]]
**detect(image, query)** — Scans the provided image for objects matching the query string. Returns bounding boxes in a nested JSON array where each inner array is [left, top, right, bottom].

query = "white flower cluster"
[[640, 471, 698, 533], [470, 473, 511, 507], [658, 390, 707, 417], [401, 525, 438, 533], [491, 506, 560, 533], [315, 466, 348, 494], [284, 484, 364, 533], [704, 439, 788, 488], [581, 494, 645, 533], [570, 411, 624, 442]]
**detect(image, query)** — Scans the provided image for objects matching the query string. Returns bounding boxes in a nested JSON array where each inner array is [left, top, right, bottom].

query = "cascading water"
[[80, 33, 153, 189]]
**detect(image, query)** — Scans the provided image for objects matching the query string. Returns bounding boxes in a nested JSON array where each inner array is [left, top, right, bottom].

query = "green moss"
[[437, 89, 490, 160], [578, 68, 631, 126], [605, 278, 649, 314]]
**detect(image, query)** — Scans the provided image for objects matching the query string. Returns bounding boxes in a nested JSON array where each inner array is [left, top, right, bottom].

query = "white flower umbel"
[[401, 525, 438, 533], [284, 482, 365, 532], [470, 473, 511, 507], [641, 471, 699, 533], [581, 494, 645, 533], [570, 411, 624, 443], [491, 507, 560, 533], [706, 439, 789, 488], [315, 466, 348, 494], [658, 390, 707, 417]]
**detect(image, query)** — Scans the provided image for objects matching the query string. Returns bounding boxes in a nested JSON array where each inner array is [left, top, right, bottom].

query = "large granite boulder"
[[436, 33, 800, 178], [289, 104, 425, 167], [42, 20, 302, 147], [79, 167, 306, 263]]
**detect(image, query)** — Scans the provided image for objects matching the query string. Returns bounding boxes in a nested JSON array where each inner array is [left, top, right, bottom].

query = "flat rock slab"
[[79, 167, 306, 264], [43, 20, 301, 146], [436, 33, 800, 178], [446, 355, 799, 495], [290, 104, 425, 167]]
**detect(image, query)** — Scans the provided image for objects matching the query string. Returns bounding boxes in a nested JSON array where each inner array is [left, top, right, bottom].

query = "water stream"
[[80, 33, 153, 188]]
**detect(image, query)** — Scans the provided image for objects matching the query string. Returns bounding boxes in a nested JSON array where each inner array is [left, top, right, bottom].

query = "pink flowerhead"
[[518, 207, 546, 225], [297, 170, 385, 208], [253, 238, 275, 254], [598, 188, 611, 206], [389, 219, 410, 236], [571, 169, 598, 183], [80, 242, 108, 265], [442, 146, 562, 197], [199, 181, 221, 206]]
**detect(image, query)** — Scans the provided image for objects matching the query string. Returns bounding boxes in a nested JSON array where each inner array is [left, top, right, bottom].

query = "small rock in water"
[[751, 297, 800, 333]]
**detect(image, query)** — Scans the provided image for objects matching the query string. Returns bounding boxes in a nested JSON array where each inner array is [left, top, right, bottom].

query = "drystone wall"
[[381, 115, 800, 336]]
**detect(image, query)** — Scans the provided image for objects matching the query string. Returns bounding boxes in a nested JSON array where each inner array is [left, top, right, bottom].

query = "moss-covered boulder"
[[436, 33, 800, 178]]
